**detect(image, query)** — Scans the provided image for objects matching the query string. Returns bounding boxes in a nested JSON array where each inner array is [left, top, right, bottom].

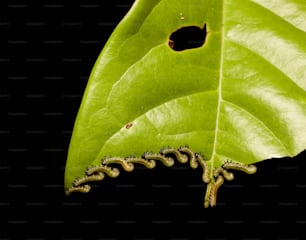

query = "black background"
[[2, 1, 306, 239]]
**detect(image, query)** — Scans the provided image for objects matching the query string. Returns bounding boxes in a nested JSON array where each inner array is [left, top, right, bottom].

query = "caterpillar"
[[73, 172, 105, 187], [222, 161, 257, 174], [142, 152, 175, 167], [66, 146, 261, 208], [68, 146, 212, 192], [160, 147, 188, 163], [102, 157, 134, 172], [208, 175, 224, 207], [214, 167, 234, 181], [67, 146, 229, 208], [66, 185, 91, 195], [178, 146, 198, 169], [126, 157, 156, 169], [86, 165, 120, 178], [195, 153, 210, 183]]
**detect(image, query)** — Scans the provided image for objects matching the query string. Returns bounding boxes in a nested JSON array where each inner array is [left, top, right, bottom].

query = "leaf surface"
[[65, 0, 306, 206]]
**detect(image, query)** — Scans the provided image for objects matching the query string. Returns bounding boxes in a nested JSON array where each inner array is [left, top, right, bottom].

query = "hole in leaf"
[[169, 24, 207, 51]]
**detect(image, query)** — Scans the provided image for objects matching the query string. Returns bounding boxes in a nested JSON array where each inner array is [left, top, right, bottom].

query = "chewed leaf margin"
[[65, 146, 256, 208]]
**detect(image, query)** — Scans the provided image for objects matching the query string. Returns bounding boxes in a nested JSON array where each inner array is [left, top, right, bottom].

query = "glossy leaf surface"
[[65, 0, 306, 206]]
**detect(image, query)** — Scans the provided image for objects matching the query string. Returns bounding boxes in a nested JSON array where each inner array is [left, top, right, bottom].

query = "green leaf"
[[65, 0, 306, 207]]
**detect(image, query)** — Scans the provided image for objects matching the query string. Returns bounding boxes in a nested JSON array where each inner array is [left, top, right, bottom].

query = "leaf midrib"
[[209, 0, 225, 170]]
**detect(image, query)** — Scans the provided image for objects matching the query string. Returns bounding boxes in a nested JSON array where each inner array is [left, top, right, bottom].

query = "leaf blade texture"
[[65, 0, 306, 206]]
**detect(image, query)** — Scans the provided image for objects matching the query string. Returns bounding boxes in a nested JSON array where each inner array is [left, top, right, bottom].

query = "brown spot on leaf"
[[125, 123, 133, 129], [168, 39, 175, 49]]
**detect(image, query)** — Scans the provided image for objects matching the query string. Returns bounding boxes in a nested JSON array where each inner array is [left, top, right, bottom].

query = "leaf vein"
[[227, 39, 306, 94], [210, 0, 225, 166], [223, 100, 290, 154], [250, 0, 306, 32]]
